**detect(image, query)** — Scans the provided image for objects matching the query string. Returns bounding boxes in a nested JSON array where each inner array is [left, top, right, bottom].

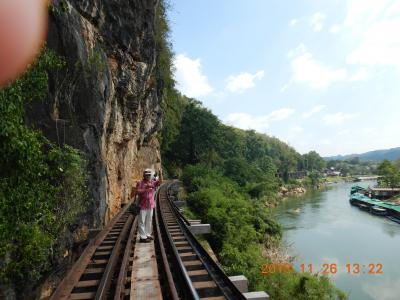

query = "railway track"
[[155, 183, 246, 300], [51, 181, 248, 300], [50, 199, 138, 300]]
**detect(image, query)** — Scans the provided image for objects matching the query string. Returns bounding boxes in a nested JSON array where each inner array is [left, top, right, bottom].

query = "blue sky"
[[168, 0, 400, 156]]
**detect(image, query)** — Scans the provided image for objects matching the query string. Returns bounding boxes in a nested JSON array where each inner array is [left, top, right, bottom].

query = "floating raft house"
[[350, 192, 400, 217]]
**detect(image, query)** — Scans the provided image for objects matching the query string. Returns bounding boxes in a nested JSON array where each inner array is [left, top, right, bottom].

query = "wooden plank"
[[97, 246, 113, 250], [174, 241, 189, 245], [193, 281, 217, 289], [130, 233, 162, 300], [75, 280, 100, 287], [94, 251, 111, 256], [68, 292, 95, 299], [84, 268, 104, 274], [188, 269, 208, 276], [180, 252, 196, 257], [89, 259, 108, 264], [183, 260, 203, 266]]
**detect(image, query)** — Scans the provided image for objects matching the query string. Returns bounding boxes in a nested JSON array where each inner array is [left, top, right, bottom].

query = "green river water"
[[274, 181, 400, 300]]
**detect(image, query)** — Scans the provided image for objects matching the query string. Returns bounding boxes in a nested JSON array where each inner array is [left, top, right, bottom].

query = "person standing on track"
[[135, 168, 162, 243]]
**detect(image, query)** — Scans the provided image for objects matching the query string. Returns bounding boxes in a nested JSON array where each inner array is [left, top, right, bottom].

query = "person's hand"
[[0, 0, 48, 86]]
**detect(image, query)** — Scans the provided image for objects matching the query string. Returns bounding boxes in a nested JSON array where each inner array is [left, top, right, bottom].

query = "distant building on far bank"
[[324, 167, 341, 177]]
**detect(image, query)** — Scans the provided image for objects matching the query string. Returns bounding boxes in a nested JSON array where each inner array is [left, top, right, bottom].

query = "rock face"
[[28, 0, 163, 226], [278, 186, 307, 197]]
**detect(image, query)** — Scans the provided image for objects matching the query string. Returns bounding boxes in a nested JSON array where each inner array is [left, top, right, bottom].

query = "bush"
[[181, 164, 346, 299], [0, 48, 88, 288]]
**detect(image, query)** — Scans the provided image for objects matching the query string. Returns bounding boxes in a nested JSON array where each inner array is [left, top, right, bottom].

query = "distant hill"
[[325, 147, 400, 161]]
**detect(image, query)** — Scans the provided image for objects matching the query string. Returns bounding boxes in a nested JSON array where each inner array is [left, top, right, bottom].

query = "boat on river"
[[350, 185, 368, 195], [349, 189, 400, 222], [358, 203, 370, 211], [370, 205, 388, 216], [387, 216, 400, 224]]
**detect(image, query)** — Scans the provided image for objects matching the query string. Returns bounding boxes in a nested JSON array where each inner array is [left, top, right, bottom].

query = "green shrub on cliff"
[[0, 49, 88, 287]]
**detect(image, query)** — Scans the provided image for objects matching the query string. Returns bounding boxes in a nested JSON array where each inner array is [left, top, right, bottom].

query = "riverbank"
[[275, 180, 400, 300], [278, 175, 362, 198], [278, 185, 307, 197]]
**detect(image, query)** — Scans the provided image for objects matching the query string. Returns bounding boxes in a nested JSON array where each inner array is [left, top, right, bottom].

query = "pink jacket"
[[136, 179, 161, 209]]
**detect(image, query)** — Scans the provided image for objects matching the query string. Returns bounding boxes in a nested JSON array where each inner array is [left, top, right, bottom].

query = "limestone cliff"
[[28, 0, 163, 226]]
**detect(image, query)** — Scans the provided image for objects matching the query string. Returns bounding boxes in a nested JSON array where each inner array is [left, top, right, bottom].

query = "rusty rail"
[[50, 200, 137, 300], [113, 216, 138, 300]]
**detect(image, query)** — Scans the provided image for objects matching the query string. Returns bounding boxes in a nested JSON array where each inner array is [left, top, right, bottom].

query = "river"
[[274, 181, 400, 300]]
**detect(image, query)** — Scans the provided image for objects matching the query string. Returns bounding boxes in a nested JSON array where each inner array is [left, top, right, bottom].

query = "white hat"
[[143, 168, 153, 175]]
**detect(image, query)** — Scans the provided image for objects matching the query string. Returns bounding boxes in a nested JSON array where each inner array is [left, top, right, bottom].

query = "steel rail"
[[169, 200, 246, 300], [167, 182, 192, 227], [157, 184, 201, 300], [154, 186, 181, 300], [95, 214, 133, 299], [50, 199, 136, 300], [113, 216, 138, 300], [163, 181, 247, 300]]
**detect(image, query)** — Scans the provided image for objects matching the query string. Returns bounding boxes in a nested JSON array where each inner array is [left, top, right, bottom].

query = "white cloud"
[[288, 44, 347, 89], [359, 127, 378, 135], [321, 138, 332, 145], [349, 67, 370, 81], [310, 12, 326, 31], [280, 82, 290, 93], [173, 54, 213, 98], [344, 0, 391, 28], [330, 24, 341, 34], [289, 19, 298, 26], [225, 108, 295, 132], [225, 70, 264, 93], [302, 105, 326, 118], [291, 126, 304, 133], [268, 108, 295, 121], [337, 129, 351, 136], [347, 19, 400, 67], [322, 112, 357, 125], [343, 0, 400, 70]]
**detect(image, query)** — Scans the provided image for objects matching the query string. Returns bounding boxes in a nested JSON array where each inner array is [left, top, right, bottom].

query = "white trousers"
[[138, 208, 153, 239]]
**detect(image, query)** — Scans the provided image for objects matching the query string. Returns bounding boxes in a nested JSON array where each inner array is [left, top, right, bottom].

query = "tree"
[[308, 171, 321, 188], [0, 49, 88, 289], [170, 99, 220, 165], [302, 151, 326, 171], [377, 160, 400, 188]]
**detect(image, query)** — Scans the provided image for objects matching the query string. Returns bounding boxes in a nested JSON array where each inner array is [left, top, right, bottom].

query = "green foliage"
[[182, 165, 345, 299], [0, 49, 88, 287], [49, 0, 69, 17], [155, 0, 174, 92], [69, 48, 107, 82], [166, 99, 221, 165], [84, 49, 107, 75], [307, 171, 322, 188], [261, 272, 348, 300], [302, 151, 326, 171], [377, 160, 400, 188], [183, 164, 281, 251], [46, 145, 89, 235], [326, 159, 377, 176]]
